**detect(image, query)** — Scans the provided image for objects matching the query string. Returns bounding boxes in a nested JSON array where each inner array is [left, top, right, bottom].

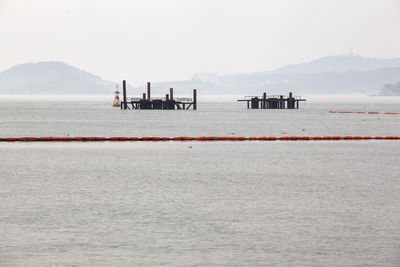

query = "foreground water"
[[0, 96, 399, 266]]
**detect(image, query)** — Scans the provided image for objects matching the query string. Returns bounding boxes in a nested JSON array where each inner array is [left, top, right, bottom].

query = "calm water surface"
[[0, 96, 399, 266]]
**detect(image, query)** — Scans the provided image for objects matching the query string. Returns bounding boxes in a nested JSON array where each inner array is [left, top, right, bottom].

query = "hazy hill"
[[273, 55, 400, 74], [135, 55, 400, 95], [380, 81, 400, 96], [0, 61, 123, 94], [1, 55, 400, 95]]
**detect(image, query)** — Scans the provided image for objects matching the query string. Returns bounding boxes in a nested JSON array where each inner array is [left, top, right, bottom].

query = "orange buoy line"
[[1, 136, 400, 142], [329, 111, 399, 115]]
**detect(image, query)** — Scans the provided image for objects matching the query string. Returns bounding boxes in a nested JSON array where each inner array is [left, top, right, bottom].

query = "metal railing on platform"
[[242, 95, 302, 100], [129, 97, 193, 102]]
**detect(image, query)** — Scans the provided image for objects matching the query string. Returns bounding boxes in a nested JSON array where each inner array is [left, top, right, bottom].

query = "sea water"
[[0, 95, 399, 266]]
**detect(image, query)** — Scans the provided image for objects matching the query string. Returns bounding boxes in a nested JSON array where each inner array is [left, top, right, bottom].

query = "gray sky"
[[1, 0, 399, 85]]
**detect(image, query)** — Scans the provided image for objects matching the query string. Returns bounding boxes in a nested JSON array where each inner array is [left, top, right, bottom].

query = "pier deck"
[[120, 81, 197, 110], [238, 92, 306, 109]]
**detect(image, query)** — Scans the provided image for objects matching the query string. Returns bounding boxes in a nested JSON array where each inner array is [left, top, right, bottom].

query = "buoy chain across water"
[[1, 136, 399, 142], [329, 111, 399, 114]]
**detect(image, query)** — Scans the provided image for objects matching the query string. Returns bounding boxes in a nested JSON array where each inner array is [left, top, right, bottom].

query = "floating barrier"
[[330, 111, 398, 115], [1, 136, 400, 142]]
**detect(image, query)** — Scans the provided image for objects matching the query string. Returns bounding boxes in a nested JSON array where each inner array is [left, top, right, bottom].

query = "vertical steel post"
[[122, 80, 127, 109], [193, 89, 197, 110]]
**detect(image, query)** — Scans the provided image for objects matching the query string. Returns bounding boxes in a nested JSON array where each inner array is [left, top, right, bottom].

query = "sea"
[[0, 94, 399, 266]]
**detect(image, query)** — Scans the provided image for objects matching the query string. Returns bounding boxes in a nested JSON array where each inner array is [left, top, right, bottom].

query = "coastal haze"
[[1, 55, 400, 95], [1, 1, 400, 267], [1, 0, 400, 85]]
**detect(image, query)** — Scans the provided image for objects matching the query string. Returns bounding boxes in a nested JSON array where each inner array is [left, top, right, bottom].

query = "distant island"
[[380, 82, 400, 96], [1, 55, 400, 95]]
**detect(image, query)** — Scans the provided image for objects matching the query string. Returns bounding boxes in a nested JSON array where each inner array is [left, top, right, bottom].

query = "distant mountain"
[[1, 55, 400, 95], [0, 61, 123, 94], [380, 81, 400, 96], [136, 56, 400, 95], [273, 55, 400, 74]]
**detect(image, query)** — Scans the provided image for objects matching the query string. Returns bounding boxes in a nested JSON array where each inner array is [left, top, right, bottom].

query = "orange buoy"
[[384, 112, 398, 114], [331, 136, 341, 140], [129, 137, 139, 141], [355, 112, 366, 114], [51, 137, 61, 141], [368, 112, 380, 114], [248, 137, 257, 141], [329, 111, 337, 113], [343, 136, 353, 140], [161, 137, 170, 141], [363, 136, 372, 140], [300, 136, 310, 140], [339, 111, 353, 113], [73, 137, 84, 141], [182, 137, 193, 141], [108, 137, 120, 141], [194, 136, 204, 141], [374, 136, 384, 139], [95, 137, 106, 141], [257, 136, 267, 141], [85, 137, 96, 141], [140, 137, 151, 141], [172, 137, 182, 141], [226, 136, 236, 141], [279, 136, 289, 141], [119, 137, 129, 141], [384, 136, 394, 140], [60, 137, 73, 141], [216, 136, 227, 140], [5, 138, 17, 141], [289, 136, 298, 140], [353, 136, 362, 140], [236, 136, 246, 141], [311, 136, 321, 140], [322, 136, 331, 140], [267, 136, 277, 141], [150, 137, 161, 141], [204, 136, 216, 141]]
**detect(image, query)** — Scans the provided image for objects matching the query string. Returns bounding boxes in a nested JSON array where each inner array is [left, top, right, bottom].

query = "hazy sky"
[[1, 0, 399, 85]]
